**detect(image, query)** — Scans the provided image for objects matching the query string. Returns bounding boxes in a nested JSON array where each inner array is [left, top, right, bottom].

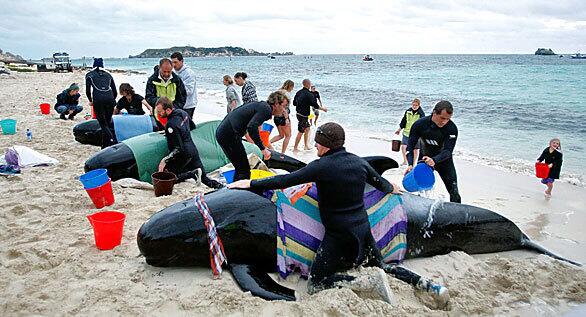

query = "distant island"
[[129, 46, 293, 58], [0, 48, 25, 62], [535, 48, 556, 55]]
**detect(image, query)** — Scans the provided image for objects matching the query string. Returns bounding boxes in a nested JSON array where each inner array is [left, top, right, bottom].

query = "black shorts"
[[274, 116, 287, 127], [297, 114, 310, 133]]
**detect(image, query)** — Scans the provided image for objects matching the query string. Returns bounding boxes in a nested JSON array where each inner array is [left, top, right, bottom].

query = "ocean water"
[[73, 55, 586, 185]]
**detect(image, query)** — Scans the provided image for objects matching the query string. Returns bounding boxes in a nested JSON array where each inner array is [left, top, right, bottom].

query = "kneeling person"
[[155, 97, 223, 189], [228, 122, 402, 302]]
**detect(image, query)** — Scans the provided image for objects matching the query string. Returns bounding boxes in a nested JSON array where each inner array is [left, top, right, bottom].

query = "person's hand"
[[404, 165, 413, 175], [390, 182, 404, 195], [422, 156, 435, 167], [158, 160, 166, 172], [548, 163, 553, 168], [321, 106, 328, 112], [262, 148, 272, 160], [227, 179, 252, 189], [394, 129, 401, 135]]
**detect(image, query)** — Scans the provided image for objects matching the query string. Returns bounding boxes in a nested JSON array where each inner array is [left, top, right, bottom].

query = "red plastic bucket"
[[85, 180, 115, 209], [91, 104, 97, 119], [535, 162, 550, 178], [40, 103, 51, 115], [87, 211, 125, 250], [259, 131, 270, 147]]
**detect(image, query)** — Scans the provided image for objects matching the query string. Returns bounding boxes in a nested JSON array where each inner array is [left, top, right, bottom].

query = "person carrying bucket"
[[537, 138, 563, 198], [215, 90, 288, 181], [405, 100, 461, 203], [55, 83, 83, 120], [155, 97, 224, 189], [395, 98, 425, 165]]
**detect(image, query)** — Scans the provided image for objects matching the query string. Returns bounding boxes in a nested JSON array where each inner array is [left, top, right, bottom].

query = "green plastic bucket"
[[1, 119, 17, 135]]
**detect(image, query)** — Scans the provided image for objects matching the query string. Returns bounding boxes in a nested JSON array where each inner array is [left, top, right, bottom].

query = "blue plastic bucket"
[[261, 123, 274, 133], [221, 169, 236, 184], [80, 168, 110, 189], [402, 163, 435, 192], [1, 119, 17, 135]]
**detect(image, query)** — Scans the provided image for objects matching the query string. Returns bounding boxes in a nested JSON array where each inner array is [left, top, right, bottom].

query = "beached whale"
[[136, 157, 580, 301], [73, 117, 160, 146], [84, 120, 307, 183]]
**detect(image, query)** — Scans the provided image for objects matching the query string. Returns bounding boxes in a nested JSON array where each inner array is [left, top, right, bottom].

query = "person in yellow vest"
[[145, 58, 187, 129], [395, 98, 425, 165]]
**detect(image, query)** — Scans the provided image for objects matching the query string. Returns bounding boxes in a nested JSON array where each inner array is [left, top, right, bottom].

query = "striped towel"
[[273, 185, 407, 279], [194, 192, 228, 278]]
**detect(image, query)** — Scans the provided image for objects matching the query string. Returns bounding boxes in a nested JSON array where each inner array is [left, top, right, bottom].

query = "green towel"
[[123, 120, 262, 183]]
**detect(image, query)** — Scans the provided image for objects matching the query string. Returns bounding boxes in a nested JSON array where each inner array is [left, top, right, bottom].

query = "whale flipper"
[[230, 264, 296, 301], [363, 156, 399, 175]]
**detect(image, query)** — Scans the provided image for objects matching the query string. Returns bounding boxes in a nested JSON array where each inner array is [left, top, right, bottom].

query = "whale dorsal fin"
[[229, 264, 296, 301]]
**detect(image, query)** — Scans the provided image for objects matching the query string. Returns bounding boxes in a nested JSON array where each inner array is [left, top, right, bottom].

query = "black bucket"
[[152, 171, 177, 197], [391, 139, 401, 152]]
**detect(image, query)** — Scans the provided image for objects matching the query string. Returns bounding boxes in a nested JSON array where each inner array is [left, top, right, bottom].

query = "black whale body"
[[136, 157, 579, 300], [138, 189, 579, 268], [84, 144, 308, 182]]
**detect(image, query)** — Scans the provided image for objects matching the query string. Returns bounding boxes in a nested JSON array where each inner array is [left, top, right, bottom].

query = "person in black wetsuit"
[[215, 90, 288, 181], [228, 122, 402, 302], [405, 100, 461, 203], [155, 97, 223, 189], [536, 138, 563, 198], [85, 58, 117, 148]]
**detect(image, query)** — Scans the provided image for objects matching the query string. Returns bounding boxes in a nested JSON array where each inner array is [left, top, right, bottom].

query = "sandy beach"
[[1, 71, 585, 316]]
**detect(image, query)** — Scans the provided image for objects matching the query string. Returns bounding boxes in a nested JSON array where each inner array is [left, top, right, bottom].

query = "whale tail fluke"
[[521, 239, 582, 267]]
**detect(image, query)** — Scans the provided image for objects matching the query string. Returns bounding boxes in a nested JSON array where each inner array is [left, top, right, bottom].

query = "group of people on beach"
[[392, 97, 563, 199], [222, 73, 327, 155], [52, 54, 562, 303]]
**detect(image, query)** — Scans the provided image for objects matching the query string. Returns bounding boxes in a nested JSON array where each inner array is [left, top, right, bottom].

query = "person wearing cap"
[[215, 90, 288, 181], [405, 100, 461, 203], [155, 97, 223, 189], [228, 122, 402, 301], [85, 58, 118, 148], [55, 83, 83, 120]]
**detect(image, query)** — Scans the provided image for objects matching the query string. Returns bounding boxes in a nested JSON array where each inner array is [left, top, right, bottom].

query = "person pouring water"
[[405, 100, 461, 203]]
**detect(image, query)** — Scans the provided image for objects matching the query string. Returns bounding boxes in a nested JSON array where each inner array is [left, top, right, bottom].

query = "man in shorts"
[[292, 79, 327, 152]]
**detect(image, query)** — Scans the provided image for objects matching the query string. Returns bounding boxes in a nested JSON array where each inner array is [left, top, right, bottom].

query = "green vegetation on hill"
[[129, 46, 293, 58]]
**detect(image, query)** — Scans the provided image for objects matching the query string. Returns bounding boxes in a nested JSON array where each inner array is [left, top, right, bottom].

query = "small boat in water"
[[267, 54, 275, 59], [362, 54, 373, 61], [570, 53, 586, 59]]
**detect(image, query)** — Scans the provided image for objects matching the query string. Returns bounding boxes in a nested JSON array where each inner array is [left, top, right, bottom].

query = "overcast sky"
[[1, 0, 585, 59]]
